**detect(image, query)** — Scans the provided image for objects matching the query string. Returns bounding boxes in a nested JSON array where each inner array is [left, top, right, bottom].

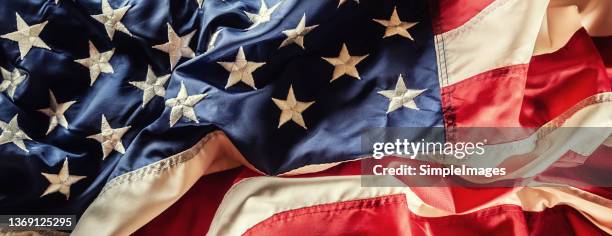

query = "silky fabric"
[[0, 0, 442, 218]]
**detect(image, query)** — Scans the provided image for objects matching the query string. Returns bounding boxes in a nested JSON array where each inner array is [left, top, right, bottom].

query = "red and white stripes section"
[[434, 0, 611, 128], [134, 158, 612, 235]]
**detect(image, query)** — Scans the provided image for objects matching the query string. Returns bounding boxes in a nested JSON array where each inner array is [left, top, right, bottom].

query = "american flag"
[[0, 0, 611, 235]]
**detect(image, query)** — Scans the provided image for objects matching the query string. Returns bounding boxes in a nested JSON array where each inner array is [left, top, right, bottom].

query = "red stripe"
[[244, 194, 410, 236], [133, 167, 245, 236], [431, 0, 495, 34], [410, 186, 512, 213], [520, 29, 611, 127], [441, 64, 528, 127], [243, 196, 606, 236], [443, 28, 611, 128]]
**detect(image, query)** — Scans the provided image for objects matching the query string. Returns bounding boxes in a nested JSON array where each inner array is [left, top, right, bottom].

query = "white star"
[[373, 7, 418, 40], [244, 0, 282, 29], [321, 43, 368, 82], [165, 81, 207, 127], [217, 46, 265, 90], [196, 0, 204, 8], [0, 66, 27, 101], [74, 41, 115, 86], [87, 115, 130, 160], [0, 115, 31, 153], [91, 0, 133, 39], [152, 23, 196, 70], [40, 158, 86, 200], [337, 0, 358, 8], [279, 13, 318, 49], [38, 90, 76, 135], [129, 66, 170, 108], [378, 74, 427, 113], [1, 13, 51, 59], [271, 85, 314, 129]]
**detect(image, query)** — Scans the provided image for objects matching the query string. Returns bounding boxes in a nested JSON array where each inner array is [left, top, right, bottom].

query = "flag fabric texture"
[[0, 0, 610, 235]]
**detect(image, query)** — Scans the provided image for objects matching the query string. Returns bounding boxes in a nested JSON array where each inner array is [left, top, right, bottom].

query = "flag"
[[0, 0, 610, 235]]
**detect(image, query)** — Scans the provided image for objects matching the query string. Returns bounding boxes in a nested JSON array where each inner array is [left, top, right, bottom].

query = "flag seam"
[[98, 130, 224, 195], [441, 0, 511, 40]]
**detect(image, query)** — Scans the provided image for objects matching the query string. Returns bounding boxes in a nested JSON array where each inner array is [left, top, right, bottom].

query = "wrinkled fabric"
[[0, 0, 441, 217]]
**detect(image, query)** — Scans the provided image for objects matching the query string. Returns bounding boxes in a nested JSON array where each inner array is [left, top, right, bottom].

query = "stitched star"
[[337, 0, 358, 8], [153, 23, 196, 70], [217, 46, 265, 90], [40, 158, 86, 200], [165, 81, 207, 127], [321, 43, 368, 82], [74, 41, 114, 86], [244, 0, 281, 29], [91, 0, 133, 39], [87, 115, 130, 160], [378, 74, 427, 113], [196, 0, 204, 8], [373, 7, 418, 40], [271, 85, 314, 129], [0, 66, 27, 101], [0, 115, 31, 153], [279, 13, 318, 49], [1, 13, 51, 59], [38, 90, 76, 135], [129, 66, 170, 108]]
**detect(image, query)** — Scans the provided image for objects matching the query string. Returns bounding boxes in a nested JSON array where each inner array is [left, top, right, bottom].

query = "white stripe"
[[73, 131, 246, 236], [436, 0, 549, 86], [278, 157, 369, 176], [533, 5, 583, 56], [207, 176, 412, 236], [207, 174, 612, 235], [533, 0, 612, 55], [549, 0, 612, 37]]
